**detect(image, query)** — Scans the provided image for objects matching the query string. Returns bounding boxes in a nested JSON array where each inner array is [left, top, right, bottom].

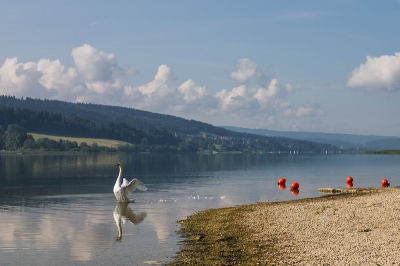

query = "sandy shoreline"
[[171, 187, 400, 265]]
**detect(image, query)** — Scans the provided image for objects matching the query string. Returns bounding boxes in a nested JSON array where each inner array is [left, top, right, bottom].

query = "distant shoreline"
[[0, 150, 400, 155], [2, 149, 399, 155], [364, 150, 400, 154]]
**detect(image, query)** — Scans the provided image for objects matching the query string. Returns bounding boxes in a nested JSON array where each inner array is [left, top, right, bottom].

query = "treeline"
[[0, 122, 220, 153], [0, 96, 217, 134], [0, 124, 117, 152], [0, 96, 338, 153], [0, 124, 181, 152], [0, 122, 332, 154], [0, 105, 181, 147], [0, 95, 247, 135]]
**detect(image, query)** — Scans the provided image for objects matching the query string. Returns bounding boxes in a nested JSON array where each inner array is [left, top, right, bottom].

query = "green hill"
[[0, 95, 338, 153], [0, 96, 231, 136]]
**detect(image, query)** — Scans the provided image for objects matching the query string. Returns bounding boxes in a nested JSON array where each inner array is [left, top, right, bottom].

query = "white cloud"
[[0, 44, 130, 103], [230, 58, 258, 83], [254, 79, 285, 107], [214, 73, 324, 120], [72, 44, 117, 82], [85, 79, 123, 95], [37, 59, 78, 91], [174, 79, 211, 112], [0, 46, 325, 130], [137, 65, 175, 96], [346, 52, 400, 91], [283, 102, 325, 117], [123, 65, 179, 112], [216, 85, 257, 113], [178, 79, 206, 103], [0, 57, 42, 95]]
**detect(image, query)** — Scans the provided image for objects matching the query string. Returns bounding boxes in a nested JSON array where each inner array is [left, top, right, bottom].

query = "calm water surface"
[[0, 153, 399, 265]]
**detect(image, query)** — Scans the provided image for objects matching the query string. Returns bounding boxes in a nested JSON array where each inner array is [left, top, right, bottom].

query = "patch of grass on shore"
[[170, 205, 278, 265]]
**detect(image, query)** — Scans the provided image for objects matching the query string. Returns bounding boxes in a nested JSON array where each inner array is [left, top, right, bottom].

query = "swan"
[[113, 202, 147, 240], [114, 162, 147, 202]]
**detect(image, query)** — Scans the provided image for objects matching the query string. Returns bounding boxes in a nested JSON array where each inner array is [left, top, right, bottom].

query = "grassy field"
[[29, 133, 131, 147]]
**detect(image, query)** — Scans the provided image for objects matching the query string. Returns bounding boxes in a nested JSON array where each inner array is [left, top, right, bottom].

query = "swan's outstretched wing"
[[122, 178, 147, 195], [122, 178, 130, 187]]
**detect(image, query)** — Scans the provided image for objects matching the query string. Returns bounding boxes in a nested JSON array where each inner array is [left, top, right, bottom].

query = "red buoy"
[[381, 178, 390, 187], [290, 182, 299, 190], [346, 182, 353, 188], [277, 177, 286, 185], [346, 176, 353, 183]]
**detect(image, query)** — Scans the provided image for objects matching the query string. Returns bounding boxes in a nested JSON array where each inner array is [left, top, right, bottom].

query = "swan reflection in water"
[[113, 202, 147, 241]]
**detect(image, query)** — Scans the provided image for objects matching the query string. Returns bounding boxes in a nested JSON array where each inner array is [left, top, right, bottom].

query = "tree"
[[91, 142, 99, 152], [141, 138, 149, 146], [5, 124, 28, 150], [23, 135, 35, 149], [79, 142, 89, 148]]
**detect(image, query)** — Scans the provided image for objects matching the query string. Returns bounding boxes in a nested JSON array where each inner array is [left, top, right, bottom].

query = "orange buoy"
[[290, 182, 299, 190], [291, 188, 299, 196], [278, 183, 286, 190], [346, 176, 353, 183], [346, 182, 353, 188], [277, 177, 286, 185], [381, 178, 390, 187]]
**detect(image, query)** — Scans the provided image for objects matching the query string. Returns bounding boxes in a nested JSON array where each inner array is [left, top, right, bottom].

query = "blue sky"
[[1, 1, 400, 136]]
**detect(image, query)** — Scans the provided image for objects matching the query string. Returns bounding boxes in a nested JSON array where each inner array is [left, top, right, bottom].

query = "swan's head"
[[116, 162, 122, 167]]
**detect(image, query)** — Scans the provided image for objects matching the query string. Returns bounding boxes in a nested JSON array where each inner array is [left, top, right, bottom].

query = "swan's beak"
[[116, 163, 120, 166]]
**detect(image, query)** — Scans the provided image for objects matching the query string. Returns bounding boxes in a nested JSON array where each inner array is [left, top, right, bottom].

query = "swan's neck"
[[115, 166, 123, 187]]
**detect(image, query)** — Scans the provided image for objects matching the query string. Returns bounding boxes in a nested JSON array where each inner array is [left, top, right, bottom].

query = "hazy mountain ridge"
[[222, 126, 400, 150]]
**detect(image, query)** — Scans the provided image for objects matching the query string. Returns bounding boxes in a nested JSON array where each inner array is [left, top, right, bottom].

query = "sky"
[[0, 0, 400, 136]]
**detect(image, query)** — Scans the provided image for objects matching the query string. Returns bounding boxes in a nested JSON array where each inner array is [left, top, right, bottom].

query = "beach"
[[171, 187, 400, 265]]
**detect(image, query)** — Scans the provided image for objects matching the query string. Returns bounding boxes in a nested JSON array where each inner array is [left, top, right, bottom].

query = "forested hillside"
[[0, 95, 338, 153], [0, 96, 231, 135], [0, 105, 180, 152], [0, 105, 179, 145]]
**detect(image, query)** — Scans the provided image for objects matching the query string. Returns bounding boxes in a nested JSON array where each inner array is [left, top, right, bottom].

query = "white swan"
[[114, 162, 147, 202]]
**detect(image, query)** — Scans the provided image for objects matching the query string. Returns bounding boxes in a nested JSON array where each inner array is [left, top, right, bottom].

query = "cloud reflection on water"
[[0, 199, 117, 263]]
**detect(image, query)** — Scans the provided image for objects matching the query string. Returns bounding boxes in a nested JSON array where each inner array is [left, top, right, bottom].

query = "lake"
[[0, 153, 399, 265]]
